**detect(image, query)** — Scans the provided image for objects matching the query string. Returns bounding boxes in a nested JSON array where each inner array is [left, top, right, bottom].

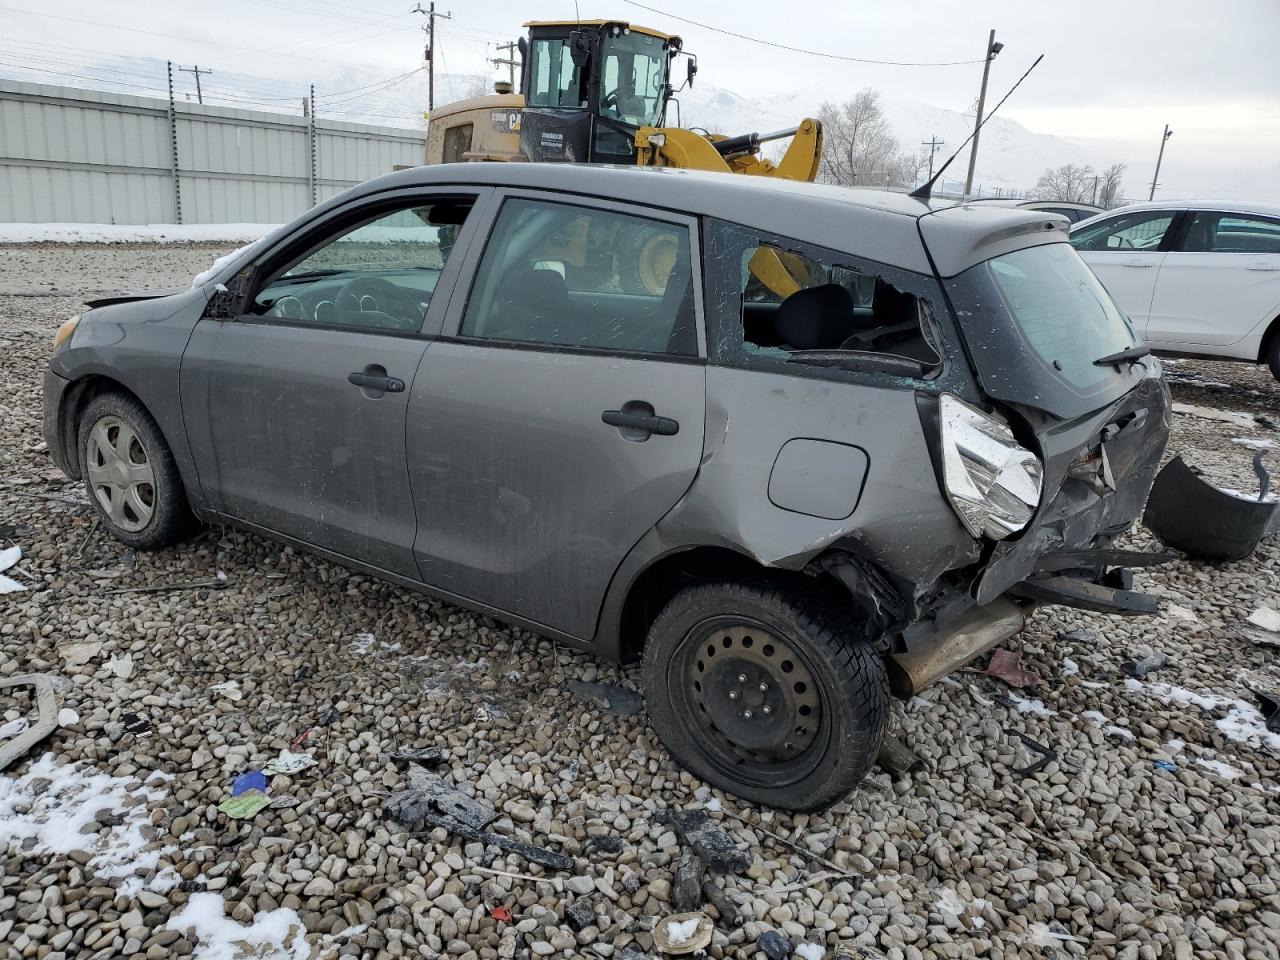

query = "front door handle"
[[348, 365, 405, 396], [1121, 260, 1155, 268], [602, 408, 679, 436]]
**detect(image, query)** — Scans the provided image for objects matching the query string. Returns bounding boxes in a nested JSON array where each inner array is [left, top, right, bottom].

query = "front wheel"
[[642, 581, 888, 810], [1267, 330, 1280, 381]]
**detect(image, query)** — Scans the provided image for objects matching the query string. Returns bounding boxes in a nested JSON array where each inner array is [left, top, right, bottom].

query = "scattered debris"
[[56, 707, 78, 726], [120, 712, 153, 738], [263, 750, 317, 776], [567, 679, 644, 716], [108, 653, 135, 679], [232, 771, 268, 796], [1144, 455, 1279, 562], [968, 685, 994, 707], [1165, 603, 1199, 622], [1248, 606, 1280, 633], [1122, 652, 1168, 680], [0, 674, 58, 771], [876, 734, 924, 780], [210, 680, 243, 702], [757, 928, 793, 960], [386, 764, 498, 830], [0, 544, 25, 594], [667, 808, 751, 873], [490, 905, 513, 923], [700, 878, 741, 926], [1007, 730, 1056, 777], [652, 914, 713, 955], [388, 745, 445, 765], [218, 788, 271, 820], [673, 850, 704, 912], [416, 812, 572, 871], [795, 944, 826, 960], [102, 576, 229, 595], [58, 639, 103, 667], [718, 807, 856, 879], [268, 795, 301, 809], [976, 648, 1042, 688], [1253, 690, 1280, 734], [1153, 760, 1178, 773], [564, 899, 595, 931]]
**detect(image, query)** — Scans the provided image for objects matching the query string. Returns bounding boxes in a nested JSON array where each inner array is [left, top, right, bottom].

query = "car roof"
[[337, 163, 1069, 278], [1079, 198, 1280, 219]]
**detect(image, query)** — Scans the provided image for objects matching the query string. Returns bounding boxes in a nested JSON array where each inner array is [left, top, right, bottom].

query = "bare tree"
[[1032, 163, 1097, 203], [817, 89, 900, 187], [1098, 162, 1127, 208]]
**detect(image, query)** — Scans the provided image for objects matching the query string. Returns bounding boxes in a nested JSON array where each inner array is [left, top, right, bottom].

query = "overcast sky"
[[5, 0, 1279, 198]]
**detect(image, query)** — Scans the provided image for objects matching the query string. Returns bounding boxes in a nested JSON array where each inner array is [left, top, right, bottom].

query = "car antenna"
[[909, 54, 1045, 200]]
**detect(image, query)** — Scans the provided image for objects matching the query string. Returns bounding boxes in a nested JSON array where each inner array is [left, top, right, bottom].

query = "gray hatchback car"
[[44, 163, 1170, 810]]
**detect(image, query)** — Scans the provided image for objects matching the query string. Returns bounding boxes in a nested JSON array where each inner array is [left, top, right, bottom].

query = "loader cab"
[[518, 20, 683, 165]]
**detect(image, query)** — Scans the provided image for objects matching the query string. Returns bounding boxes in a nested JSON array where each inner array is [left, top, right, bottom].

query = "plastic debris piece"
[[563, 900, 594, 931], [1121, 652, 1168, 680], [978, 648, 1042, 688], [0, 544, 24, 594], [389, 746, 445, 765], [1253, 690, 1280, 734], [58, 640, 103, 667], [668, 808, 751, 873], [262, 750, 317, 776], [0, 674, 58, 771], [876, 734, 923, 780], [701, 878, 741, 926], [232, 771, 268, 796], [757, 929, 793, 960], [1007, 730, 1055, 777], [108, 654, 135, 679], [218, 788, 270, 819], [653, 913, 713, 955], [417, 812, 572, 870], [0, 718, 30, 739], [1144, 454, 1279, 561], [210, 680, 243, 702], [567, 679, 644, 716], [490, 905, 513, 923], [1248, 607, 1280, 633], [385, 764, 498, 830], [120, 712, 153, 738], [1153, 760, 1178, 773], [968, 685, 994, 707], [673, 849, 704, 912], [57, 708, 79, 726]]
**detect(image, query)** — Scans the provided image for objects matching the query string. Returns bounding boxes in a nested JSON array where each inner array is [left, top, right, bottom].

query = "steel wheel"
[[670, 615, 830, 789], [85, 415, 156, 533]]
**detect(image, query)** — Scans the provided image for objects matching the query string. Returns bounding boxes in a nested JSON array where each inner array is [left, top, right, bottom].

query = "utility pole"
[[492, 40, 519, 88], [922, 134, 944, 180], [1148, 124, 1173, 201], [178, 64, 212, 105], [414, 2, 452, 113], [963, 30, 1003, 198]]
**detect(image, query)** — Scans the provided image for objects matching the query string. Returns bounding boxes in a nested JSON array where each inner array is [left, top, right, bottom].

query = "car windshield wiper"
[[1093, 344, 1152, 367]]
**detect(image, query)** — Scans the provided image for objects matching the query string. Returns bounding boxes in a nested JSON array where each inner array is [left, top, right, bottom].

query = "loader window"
[[599, 31, 667, 127], [702, 222, 942, 378], [528, 37, 583, 110]]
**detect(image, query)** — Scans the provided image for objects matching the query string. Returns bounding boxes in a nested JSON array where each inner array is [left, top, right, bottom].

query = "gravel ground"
[[1, 242, 1279, 960]]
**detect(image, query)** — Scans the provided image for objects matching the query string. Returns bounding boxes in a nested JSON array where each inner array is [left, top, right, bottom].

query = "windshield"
[[946, 242, 1147, 419], [598, 31, 668, 127]]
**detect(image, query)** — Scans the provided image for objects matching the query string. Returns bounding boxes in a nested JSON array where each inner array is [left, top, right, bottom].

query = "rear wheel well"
[[1261, 313, 1280, 365], [617, 546, 858, 663], [60, 376, 148, 477]]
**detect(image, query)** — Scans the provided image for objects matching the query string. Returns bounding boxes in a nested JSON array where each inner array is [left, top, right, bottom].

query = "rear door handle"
[[602, 409, 679, 436]]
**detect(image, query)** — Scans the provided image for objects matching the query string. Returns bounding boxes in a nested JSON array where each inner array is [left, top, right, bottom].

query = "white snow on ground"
[[664, 918, 701, 946], [191, 238, 268, 287], [166, 892, 309, 960], [1061, 657, 1079, 676], [0, 544, 24, 594], [1008, 693, 1053, 716], [1233, 436, 1277, 450], [1195, 755, 1243, 779], [0, 754, 172, 884], [1125, 679, 1280, 753], [1082, 710, 1136, 740], [795, 944, 825, 960], [0, 222, 279, 244]]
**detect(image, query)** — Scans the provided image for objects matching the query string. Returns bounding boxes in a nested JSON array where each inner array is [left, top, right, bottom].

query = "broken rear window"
[[702, 219, 943, 380]]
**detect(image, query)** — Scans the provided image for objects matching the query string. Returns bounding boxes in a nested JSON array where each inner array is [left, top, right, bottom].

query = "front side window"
[[703, 219, 943, 379], [249, 199, 472, 332], [527, 37, 581, 109], [1070, 210, 1175, 252], [598, 31, 667, 127], [1181, 212, 1280, 253], [461, 198, 695, 355]]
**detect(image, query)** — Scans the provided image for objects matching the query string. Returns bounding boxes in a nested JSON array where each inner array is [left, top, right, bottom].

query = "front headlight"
[[53, 314, 80, 351], [939, 394, 1043, 540]]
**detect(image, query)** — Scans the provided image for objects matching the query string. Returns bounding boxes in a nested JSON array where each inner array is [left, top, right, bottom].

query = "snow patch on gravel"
[[0, 754, 171, 883], [1008, 693, 1053, 716], [1195, 755, 1242, 779], [0, 222, 279, 244], [1125, 679, 1280, 752], [166, 891, 309, 960], [795, 944, 825, 960]]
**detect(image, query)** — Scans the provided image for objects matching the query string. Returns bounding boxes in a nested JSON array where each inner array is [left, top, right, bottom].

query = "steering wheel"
[[602, 89, 620, 111], [335, 276, 423, 329]]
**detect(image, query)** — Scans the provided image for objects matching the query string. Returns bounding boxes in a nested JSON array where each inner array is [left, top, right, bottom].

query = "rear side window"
[[1181, 212, 1280, 253], [702, 219, 943, 379], [1070, 210, 1175, 252], [461, 198, 696, 355]]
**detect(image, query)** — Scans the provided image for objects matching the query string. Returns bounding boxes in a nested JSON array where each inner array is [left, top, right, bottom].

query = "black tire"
[[642, 580, 888, 811], [1268, 330, 1280, 381], [77, 392, 197, 550]]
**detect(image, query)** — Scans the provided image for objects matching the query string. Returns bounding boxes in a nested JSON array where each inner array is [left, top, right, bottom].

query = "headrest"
[[774, 283, 854, 350]]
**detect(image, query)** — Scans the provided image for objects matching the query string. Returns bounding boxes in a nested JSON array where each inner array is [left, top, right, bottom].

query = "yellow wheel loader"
[[423, 19, 823, 295]]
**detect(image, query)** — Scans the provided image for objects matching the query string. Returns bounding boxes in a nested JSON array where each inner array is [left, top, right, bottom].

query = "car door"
[[181, 189, 489, 578], [1071, 209, 1181, 340], [1145, 210, 1280, 352], [406, 192, 706, 640]]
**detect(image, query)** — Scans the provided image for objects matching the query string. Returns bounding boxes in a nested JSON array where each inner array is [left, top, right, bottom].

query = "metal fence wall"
[[0, 79, 426, 224]]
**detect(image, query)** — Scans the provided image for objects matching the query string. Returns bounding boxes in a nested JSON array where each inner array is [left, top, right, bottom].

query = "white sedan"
[[1070, 200, 1280, 379]]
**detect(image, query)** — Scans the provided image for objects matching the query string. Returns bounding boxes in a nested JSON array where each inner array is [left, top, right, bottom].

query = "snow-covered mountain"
[[1, 56, 1102, 193]]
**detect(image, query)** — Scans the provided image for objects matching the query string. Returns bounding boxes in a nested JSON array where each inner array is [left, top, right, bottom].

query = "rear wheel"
[[642, 581, 888, 810], [77, 392, 197, 550], [1267, 328, 1280, 381]]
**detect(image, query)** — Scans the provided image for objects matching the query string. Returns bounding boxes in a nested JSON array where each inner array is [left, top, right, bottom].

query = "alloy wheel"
[[85, 415, 156, 533]]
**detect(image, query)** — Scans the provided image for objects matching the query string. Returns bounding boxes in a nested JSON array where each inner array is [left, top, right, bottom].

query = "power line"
[[618, 0, 986, 66]]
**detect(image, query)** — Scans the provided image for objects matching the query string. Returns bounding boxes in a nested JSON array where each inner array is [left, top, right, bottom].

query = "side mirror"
[[569, 30, 593, 68], [516, 36, 528, 94], [202, 264, 255, 321], [687, 59, 697, 87]]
